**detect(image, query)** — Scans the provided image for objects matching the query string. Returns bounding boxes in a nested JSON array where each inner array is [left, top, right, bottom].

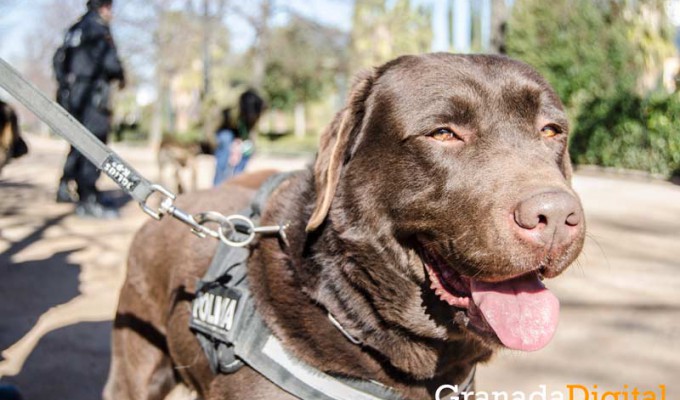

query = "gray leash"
[[0, 57, 284, 247]]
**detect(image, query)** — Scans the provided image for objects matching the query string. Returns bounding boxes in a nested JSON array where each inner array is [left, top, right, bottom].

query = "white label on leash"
[[102, 155, 140, 192]]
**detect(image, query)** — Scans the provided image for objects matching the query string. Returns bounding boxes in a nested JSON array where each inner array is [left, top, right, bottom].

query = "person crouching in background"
[[213, 89, 265, 186]]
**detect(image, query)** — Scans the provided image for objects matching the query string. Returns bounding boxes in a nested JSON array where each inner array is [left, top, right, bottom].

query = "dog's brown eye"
[[541, 125, 562, 138], [429, 128, 460, 142]]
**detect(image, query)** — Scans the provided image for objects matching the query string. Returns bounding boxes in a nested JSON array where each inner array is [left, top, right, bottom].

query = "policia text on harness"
[[0, 58, 475, 399]]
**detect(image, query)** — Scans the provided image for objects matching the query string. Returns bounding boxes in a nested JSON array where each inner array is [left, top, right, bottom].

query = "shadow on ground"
[[0, 248, 81, 352], [0, 322, 111, 400], [0, 175, 128, 399]]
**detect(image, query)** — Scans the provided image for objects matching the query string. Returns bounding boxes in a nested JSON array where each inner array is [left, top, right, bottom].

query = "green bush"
[[506, 0, 679, 177], [506, 0, 640, 111], [571, 91, 680, 176]]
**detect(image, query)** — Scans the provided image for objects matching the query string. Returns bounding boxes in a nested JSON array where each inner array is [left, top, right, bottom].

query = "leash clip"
[[141, 185, 221, 240], [140, 186, 287, 246], [140, 184, 176, 220]]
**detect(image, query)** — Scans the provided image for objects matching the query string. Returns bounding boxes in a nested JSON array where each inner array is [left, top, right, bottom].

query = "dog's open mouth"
[[420, 248, 560, 352]]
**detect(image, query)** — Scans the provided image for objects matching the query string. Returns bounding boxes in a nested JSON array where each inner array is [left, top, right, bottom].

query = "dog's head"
[[307, 54, 585, 354]]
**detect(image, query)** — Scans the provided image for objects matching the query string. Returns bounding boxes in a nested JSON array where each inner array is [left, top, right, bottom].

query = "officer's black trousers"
[[60, 105, 111, 201]]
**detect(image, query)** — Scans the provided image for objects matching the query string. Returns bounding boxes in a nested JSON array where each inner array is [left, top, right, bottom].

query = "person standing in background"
[[53, 0, 125, 218], [213, 89, 265, 186], [212, 107, 238, 186]]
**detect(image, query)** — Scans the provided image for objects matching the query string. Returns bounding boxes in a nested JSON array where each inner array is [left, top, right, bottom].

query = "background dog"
[[157, 136, 213, 194], [0, 100, 28, 175], [105, 53, 586, 400]]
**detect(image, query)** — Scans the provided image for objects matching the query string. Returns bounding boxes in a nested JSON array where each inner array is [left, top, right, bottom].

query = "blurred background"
[[0, 0, 677, 173], [0, 1, 679, 399]]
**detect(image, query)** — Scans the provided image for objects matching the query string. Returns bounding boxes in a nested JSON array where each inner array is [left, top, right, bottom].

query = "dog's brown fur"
[[0, 100, 26, 174], [105, 54, 585, 400]]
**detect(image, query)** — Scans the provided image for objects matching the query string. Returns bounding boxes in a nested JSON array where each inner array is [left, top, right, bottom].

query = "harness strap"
[[191, 175, 404, 399], [194, 238, 411, 399], [234, 301, 403, 400], [190, 174, 476, 399], [235, 308, 475, 400]]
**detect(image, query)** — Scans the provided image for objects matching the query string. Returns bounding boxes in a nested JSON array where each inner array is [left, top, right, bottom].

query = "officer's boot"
[[75, 194, 120, 219], [56, 180, 78, 203]]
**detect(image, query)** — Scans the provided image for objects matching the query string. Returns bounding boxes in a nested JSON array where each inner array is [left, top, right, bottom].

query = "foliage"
[[350, 0, 432, 74], [262, 16, 347, 111], [505, 0, 640, 111], [624, 0, 677, 91], [506, 0, 679, 177], [571, 91, 680, 177]]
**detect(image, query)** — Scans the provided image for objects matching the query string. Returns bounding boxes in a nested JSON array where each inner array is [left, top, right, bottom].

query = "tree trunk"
[[490, 0, 508, 54], [294, 102, 306, 138], [201, 0, 212, 140], [251, 0, 272, 90], [149, 73, 165, 151]]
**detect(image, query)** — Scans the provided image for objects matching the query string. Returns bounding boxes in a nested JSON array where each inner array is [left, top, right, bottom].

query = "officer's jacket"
[[66, 10, 124, 83]]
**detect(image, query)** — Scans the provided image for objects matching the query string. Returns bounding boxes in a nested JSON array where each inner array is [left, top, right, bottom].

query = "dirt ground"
[[1, 135, 678, 400]]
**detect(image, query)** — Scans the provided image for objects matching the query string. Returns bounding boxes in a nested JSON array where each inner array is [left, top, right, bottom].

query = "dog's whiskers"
[[584, 232, 611, 271]]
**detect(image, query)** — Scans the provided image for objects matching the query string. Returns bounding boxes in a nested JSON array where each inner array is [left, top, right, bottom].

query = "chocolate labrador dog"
[[104, 53, 585, 400]]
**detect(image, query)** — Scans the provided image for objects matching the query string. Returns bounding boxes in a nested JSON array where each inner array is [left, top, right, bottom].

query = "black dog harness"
[[189, 175, 476, 400], [189, 174, 407, 399]]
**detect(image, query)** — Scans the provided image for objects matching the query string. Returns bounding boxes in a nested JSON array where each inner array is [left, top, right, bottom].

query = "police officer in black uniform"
[[54, 0, 125, 218]]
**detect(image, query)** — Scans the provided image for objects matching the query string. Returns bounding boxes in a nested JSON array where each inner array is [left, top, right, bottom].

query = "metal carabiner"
[[141, 186, 287, 247], [218, 215, 256, 248], [140, 184, 176, 220], [217, 215, 289, 248]]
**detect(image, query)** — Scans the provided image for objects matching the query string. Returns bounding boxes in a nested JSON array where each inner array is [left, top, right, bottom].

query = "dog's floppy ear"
[[306, 70, 376, 232]]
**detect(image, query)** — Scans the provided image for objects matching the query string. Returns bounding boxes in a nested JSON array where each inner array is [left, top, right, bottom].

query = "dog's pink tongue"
[[470, 274, 559, 352]]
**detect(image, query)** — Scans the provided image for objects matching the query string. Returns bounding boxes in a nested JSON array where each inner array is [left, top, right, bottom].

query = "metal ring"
[[218, 215, 256, 247]]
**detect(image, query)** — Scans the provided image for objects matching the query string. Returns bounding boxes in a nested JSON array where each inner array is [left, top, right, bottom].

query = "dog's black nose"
[[513, 191, 582, 248]]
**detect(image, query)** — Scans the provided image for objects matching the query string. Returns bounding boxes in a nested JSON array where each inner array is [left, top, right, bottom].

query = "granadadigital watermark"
[[435, 383, 668, 400]]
